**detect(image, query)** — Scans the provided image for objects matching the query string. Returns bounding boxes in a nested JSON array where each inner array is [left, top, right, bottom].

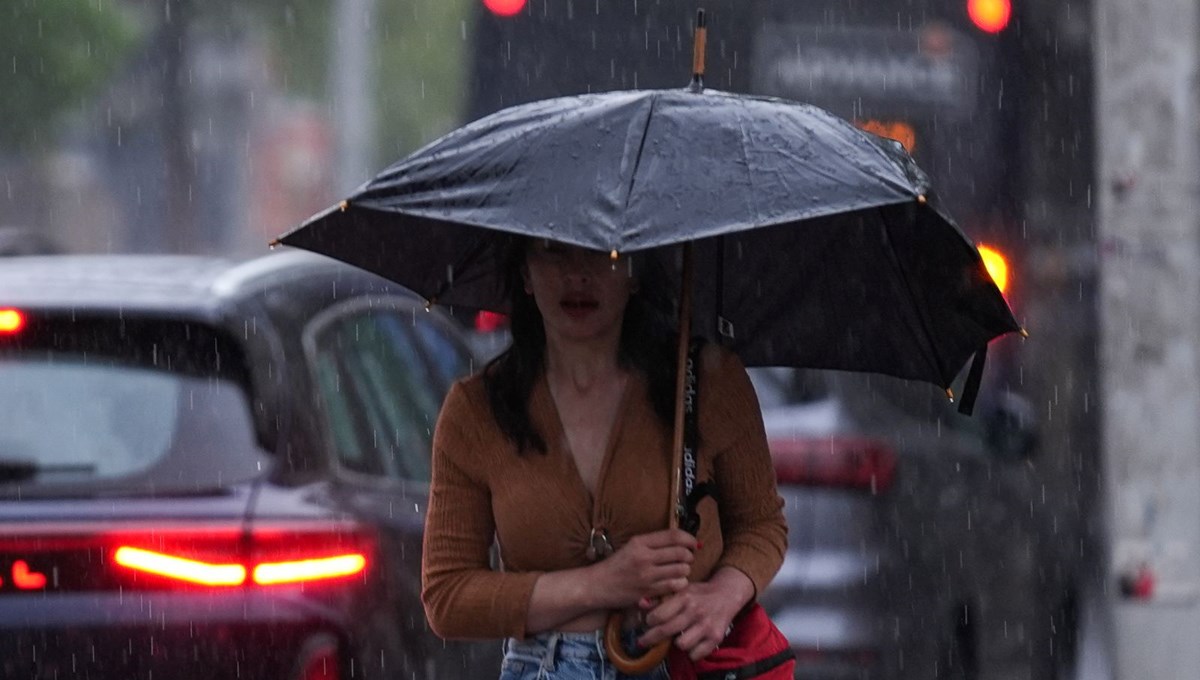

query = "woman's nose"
[[563, 250, 605, 276]]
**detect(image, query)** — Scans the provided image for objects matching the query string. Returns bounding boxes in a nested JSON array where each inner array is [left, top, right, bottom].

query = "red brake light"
[[968, 0, 1011, 33], [770, 436, 897, 493], [483, 0, 526, 17], [11, 560, 48, 589], [114, 546, 247, 586], [475, 310, 509, 333], [0, 308, 25, 333], [111, 522, 371, 588], [253, 554, 367, 585]]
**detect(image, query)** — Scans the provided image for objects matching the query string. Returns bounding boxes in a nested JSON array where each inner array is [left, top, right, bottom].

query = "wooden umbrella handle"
[[604, 612, 672, 675], [605, 242, 696, 674]]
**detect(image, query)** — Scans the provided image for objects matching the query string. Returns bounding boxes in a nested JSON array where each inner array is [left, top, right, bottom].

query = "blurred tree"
[[0, 0, 138, 153], [202, 0, 472, 164], [375, 0, 473, 161]]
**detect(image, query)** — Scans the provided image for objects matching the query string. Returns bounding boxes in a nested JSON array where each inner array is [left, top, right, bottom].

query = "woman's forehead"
[[529, 239, 605, 256]]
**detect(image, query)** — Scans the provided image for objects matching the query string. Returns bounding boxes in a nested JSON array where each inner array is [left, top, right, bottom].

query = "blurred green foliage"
[[251, 0, 473, 166], [0, 0, 473, 165], [374, 0, 474, 162], [0, 0, 139, 153]]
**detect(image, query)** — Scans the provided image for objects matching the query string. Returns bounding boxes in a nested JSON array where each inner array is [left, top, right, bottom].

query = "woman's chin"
[[547, 316, 621, 343]]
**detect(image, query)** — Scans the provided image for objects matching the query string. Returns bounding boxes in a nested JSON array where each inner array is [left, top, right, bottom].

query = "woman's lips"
[[561, 298, 599, 318]]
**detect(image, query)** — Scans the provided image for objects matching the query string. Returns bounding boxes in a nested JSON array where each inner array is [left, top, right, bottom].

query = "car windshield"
[[0, 315, 269, 497]]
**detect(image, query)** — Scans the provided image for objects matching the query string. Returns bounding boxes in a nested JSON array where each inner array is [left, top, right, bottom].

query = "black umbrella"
[[275, 10, 1020, 671], [276, 84, 1019, 402]]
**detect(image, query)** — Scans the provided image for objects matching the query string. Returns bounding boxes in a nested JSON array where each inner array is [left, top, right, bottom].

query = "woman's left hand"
[[636, 567, 754, 662]]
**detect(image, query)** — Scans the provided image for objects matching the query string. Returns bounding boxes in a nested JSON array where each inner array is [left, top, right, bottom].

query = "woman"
[[421, 237, 787, 679]]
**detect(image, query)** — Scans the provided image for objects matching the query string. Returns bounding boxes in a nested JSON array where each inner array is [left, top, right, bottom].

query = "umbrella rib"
[[620, 94, 659, 220], [875, 207, 951, 387], [733, 102, 763, 228]]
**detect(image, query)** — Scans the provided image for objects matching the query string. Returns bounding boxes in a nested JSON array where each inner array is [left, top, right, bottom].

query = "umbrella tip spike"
[[610, 249, 619, 261], [1019, 327, 1030, 338], [917, 194, 928, 205], [424, 297, 436, 311], [339, 200, 350, 212], [945, 388, 955, 403], [267, 238, 280, 249]]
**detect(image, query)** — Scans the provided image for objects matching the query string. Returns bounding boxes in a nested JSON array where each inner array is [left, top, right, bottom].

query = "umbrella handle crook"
[[604, 612, 671, 674]]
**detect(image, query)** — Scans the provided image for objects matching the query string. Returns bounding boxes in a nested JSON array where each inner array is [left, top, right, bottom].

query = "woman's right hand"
[[591, 529, 697, 609]]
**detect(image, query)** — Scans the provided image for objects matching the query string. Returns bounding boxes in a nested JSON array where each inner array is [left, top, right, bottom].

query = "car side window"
[[311, 310, 443, 482], [412, 318, 473, 391]]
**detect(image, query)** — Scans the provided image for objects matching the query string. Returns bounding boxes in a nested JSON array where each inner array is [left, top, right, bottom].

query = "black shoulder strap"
[[679, 338, 715, 536]]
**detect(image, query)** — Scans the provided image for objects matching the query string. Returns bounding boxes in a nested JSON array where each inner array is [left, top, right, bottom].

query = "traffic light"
[[0, 308, 24, 333], [976, 244, 1010, 295], [484, 0, 526, 17], [967, 0, 1012, 33]]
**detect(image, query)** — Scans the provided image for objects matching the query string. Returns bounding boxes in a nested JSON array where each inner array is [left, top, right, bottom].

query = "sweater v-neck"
[[536, 370, 635, 518]]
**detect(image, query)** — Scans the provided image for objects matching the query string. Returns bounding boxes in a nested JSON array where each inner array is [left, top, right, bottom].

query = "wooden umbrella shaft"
[[605, 242, 694, 674], [692, 10, 707, 79]]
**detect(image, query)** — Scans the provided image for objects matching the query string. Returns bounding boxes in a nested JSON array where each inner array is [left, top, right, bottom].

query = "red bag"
[[667, 603, 795, 680]]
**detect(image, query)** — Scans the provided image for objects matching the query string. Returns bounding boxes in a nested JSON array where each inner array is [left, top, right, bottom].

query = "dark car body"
[[0, 252, 498, 679], [750, 367, 1079, 680]]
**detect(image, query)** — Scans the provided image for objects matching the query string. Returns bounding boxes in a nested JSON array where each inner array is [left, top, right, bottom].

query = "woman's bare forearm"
[[524, 566, 610, 633]]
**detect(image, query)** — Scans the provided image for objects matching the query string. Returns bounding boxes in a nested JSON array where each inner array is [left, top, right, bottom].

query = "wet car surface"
[[0, 251, 499, 679], [751, 367, 1079, 680]]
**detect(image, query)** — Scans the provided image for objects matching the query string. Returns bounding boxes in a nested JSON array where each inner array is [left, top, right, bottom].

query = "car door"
[[304, 297, 500, 679]]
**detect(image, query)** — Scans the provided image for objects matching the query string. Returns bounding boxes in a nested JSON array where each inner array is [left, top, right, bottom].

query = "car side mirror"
[[983, 390, 1039, 461]]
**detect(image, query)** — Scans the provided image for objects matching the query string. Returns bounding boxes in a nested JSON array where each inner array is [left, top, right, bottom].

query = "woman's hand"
[[591, 528, 697, 609], [637, 567, 755, 661]]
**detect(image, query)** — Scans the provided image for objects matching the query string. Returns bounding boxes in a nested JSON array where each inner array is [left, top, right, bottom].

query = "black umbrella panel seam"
[[717, 101, 764, 344], [620, 93, 659, 240], [875, 206, 951, 388], [418, 101, 588, 305], [426, 233, 492, 306]]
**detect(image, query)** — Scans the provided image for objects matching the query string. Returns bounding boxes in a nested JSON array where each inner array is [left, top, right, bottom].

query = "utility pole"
[[1095, 0, 1200, 676], [162, 0, 197, 253], [332, 0, 377, 194]]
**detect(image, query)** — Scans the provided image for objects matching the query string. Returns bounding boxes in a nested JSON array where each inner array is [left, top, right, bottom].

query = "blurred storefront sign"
[[752, 23, 979, 120]]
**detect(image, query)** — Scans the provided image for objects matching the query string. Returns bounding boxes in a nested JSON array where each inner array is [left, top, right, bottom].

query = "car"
[[0, 251, 499, 680], [750, 366, 1080, 680]]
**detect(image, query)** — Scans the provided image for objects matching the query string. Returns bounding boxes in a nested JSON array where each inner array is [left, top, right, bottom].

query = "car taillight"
[[111, 522, 371, 588], [475, 310, 509, 332], [770, 436, 896, 493], [0, 308, 25, 334], [114, 546, 246, 586]]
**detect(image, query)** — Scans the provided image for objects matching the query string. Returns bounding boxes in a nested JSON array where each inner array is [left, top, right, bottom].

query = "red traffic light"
[[0, 309, 25, 334], [968, 0, 1011, 33], [484, 0, 526, 17]]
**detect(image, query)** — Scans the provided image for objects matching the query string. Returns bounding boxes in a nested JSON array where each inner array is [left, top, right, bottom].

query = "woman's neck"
[[543, 337, 624, 393]]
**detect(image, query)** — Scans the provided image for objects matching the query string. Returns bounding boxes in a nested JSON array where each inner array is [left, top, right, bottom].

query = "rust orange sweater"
[[421, 347, 787, 640]]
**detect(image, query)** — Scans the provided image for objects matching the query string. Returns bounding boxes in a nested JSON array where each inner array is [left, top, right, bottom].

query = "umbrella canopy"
[[278, 87, 1020, 397]]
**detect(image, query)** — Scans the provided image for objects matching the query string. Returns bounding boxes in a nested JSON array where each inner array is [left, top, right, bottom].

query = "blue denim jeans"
[[499, 630, 668, 680]]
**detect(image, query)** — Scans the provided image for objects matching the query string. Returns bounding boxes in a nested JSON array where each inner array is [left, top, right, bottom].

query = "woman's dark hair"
[[483, 237, 678, 454]]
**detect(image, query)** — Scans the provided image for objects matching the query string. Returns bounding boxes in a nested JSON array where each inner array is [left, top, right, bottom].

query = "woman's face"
[[522, 240, 636, 344]]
